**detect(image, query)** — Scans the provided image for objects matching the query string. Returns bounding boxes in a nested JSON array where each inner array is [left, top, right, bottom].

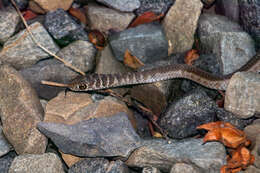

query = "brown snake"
[[49, 52, 260, 91]]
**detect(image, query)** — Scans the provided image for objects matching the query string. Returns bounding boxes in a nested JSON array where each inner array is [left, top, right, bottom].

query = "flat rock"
[[68, 158, 130, 173], [162, 0, 203, 54], [109, 22, 168, 63], [96, 0, 140, 12], [0, 22, 59, 69], [136, 0, 173, 15], [126, 139, 226, 173], [8, 153, 65, 173], [0, 6, 20, 44], [215, 0, 239, 22], [170, 163, 200, 173], [33, 0, 73, 12], [198, 13, 255, 75], [0, 151, 17, 173], [225, 72, 260, 118], [44, 8, 89, 46], [0, 126, 12, 157], [86, 4, 135, 34], [38, 113, 142, 158], [0, 65, 47, 154]]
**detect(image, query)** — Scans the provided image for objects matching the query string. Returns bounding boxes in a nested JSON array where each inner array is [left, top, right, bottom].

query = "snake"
[[61, 52, 260, 92]]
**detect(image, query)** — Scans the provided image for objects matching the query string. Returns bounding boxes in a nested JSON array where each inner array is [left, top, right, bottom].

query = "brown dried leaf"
[[184, 49, 199, 65], [88, 30, 106, 50], [124, 49, 144, 69], [68, 7, 87, 25], [129, 11, 164, 28]]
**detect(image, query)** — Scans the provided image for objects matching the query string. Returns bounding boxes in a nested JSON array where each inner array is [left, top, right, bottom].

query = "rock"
[[96, 0, 140, 12], [162, 0, 203, 54], [38, 113, 142, 158], [239, 0, 260, 48], [142, 167, 161, 173], [109, 22, 168, 63], [33, 0, 73, 12], [201, 0, 215, 7], [136, 0, 173, 15], [86, 4, 135, 34], [158, 89, 217, 139], [244, 166, 260, 173], [170, 163, 200, 173], [244, 123, 260, 146], [0, 151, 17, 173], [215, 0, 239, 22], [0, 22, 59, 69], [198, 13, 255, 75], [44, 8, 89, 46], [68, 158, 130, 173], [251, 135, 260, 169], [29, 0, 46, 14], [126, 139, 226, 173], [2, 0, 28, 10], [8, 153, 65, 173], [20, 40, 96, 99], [0, 126, 12, 157], [40, 99, 48, 112], [0, 65, 47, 154], [225, 72, 260, 118], [60, 151, 83, 167], [0, 6, 20, 44]]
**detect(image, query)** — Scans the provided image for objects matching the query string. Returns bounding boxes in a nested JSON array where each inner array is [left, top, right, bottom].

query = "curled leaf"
[[129, 11, 164, 28], [124, 49, 144, 69], [88, 30, 106, 50], [184, 49, 199, 65]]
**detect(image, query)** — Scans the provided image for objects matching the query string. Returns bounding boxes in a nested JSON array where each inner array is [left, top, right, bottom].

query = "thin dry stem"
[[41, 80, 69, 87], [9, 0, 86, 76]]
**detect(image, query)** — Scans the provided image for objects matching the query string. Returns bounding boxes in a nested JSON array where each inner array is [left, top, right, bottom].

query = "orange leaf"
[[129, 11, 164, 28], [22, 10, 37, 21], [184, 49, 199, 65], [88, 30, 106, 50], [124, 49, 144, 69], [68, 7, 87, 25]]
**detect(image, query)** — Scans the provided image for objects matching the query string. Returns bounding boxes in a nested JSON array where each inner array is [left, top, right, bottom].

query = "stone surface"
[[239, 0, 260, 48], [251, 135, 260, 169], [0, 151, 17, 173], [215, 0, 239, 22], [0, 65, 47, 154], [86, 4, 135, 34], [158, 89, 217, 139], [244, 123, 260, 146], [29, 0, 46, 14], [162, 0, 203, 54], [0, 6, 20, 44], [33, 0, 73, 12], [170, 163, 200, 173], [126, 139, 226, 173], [44, 8, 89, 46], [198, 13, 255, 75], [0, 126, 12, 157], [142, 167, 161, 173], [38, 113, 142, 158], [109, 22, 168, 63], [0, 22, 59, 69], [21, 40, 96, 99], [2, 0, 28, 10], [201, 0, 215, 7], [244, 166, 260, 173], [68, 158, 130, 173], [8, 153, 65, 173], [225, 72, 260, 118], [60, 151, 83, 167], [136, 0, 173, 15], [96, 0, 140, 12]]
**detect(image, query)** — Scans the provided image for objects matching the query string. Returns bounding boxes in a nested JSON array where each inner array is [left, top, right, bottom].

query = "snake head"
[[68, 76, 91, 91]]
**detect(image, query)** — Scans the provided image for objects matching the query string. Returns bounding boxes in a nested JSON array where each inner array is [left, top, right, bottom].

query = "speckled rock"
[[0, 151, 17, 173], [136, 0, 173, 15], [170, 163, 200, 173], [0, 6, 20, 44], [0, 126, 12, 157], [0, 22, 59, 69], [96, 0, 140, 12], [215, 0, 239, 22], [2, 0, 28, 10], [33, 0, 73, 12], [142, 167, 161, 173], [8, 153, 65, 173], [0, 65, 47, 154]]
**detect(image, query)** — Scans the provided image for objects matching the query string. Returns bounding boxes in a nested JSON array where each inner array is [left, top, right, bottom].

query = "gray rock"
[[225, 72, 260, 118], [8, 153, 65, 173], [87, 4, 135, 34], [37, 113, 142, 158], [239, 0, 260, 48], [126, 139, 226, 173], [21, 40, 96, 99], [142, 167, 161, 173], [215, 0, 239, 22], [68, 158, 130, 173], [243, 166, 260, 173], [136, 0, 173, 15], [170, 163, 200, 173], [0, 22, 59, 69], [0, 6, 20, 44], [0, 151, 17, 173], [0, 126, 12, 157], [109, 22, 168, 63], [162, 0, 203, 54], [158, 89, 217, 139], [96, 0, 140, 12], [0, 65, 47, 154], [251, 135, 260, 169], [2, 0, 28, 10], [44, 8, 89, 46], [198, 13, 256, 75]]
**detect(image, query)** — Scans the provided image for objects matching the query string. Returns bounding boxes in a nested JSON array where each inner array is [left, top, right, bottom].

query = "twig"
[[9, 0, 86, 76], [41, 80, 69, 87]]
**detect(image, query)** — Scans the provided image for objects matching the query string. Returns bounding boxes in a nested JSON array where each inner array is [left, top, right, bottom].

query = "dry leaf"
[[129, 11, 164, 28], [88, 30, 106, 50], [22, 10, 37, 21], [184, 49, 199, 65], [153, 132, 163, 138], [68, 7, 87, 25], [124, 49, 144, 69]]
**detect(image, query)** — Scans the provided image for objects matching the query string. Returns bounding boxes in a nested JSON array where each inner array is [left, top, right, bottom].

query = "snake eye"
[[78, 83, 87, 90]]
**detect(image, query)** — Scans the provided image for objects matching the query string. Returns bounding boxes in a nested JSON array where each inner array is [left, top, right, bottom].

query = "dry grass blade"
[[9, 0, 85, 76], [41, 80, 69, 88]]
